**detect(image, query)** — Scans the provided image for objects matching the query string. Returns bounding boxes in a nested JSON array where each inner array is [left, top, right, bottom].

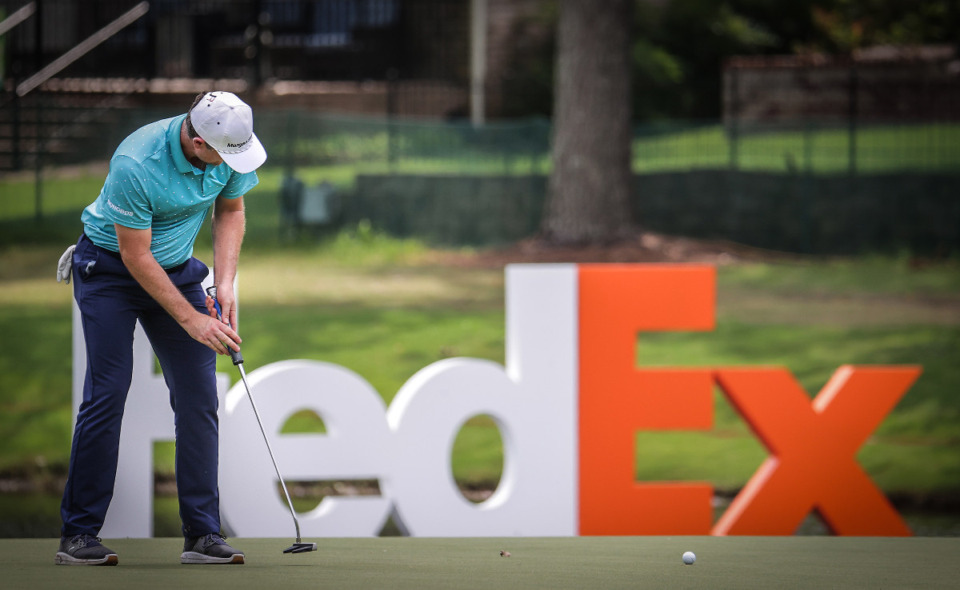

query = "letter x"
[[712, 365, 921, 536]]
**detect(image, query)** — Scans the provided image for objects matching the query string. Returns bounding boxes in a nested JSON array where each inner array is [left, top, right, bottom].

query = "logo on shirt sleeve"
[[107, 199, 135, 217]]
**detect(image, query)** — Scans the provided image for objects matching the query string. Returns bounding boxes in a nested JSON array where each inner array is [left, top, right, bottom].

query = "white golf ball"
[[682, 551, 696, 565]]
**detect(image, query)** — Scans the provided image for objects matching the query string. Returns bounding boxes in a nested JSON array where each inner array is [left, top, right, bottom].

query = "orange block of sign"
[[713, 365, 921, 536], [578, 265, 716, 535]]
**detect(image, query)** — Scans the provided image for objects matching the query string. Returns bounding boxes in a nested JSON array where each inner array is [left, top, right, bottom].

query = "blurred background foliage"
[[499, 0, 960, 121]]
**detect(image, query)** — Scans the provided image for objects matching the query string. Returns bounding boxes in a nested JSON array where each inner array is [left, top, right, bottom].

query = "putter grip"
[[227, 343, 244, 366], [206, 286, 244, 365]]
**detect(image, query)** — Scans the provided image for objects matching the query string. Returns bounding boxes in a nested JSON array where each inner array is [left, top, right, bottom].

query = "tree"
[[803, 0, 960, 53], [541, 0, 634, 244]]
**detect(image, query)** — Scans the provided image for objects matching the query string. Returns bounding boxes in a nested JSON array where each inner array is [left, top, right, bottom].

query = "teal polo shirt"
[[81, 114, 259, 268]]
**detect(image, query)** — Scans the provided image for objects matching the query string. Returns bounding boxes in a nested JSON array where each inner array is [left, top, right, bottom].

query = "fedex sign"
[[73, 264, 920, 538]]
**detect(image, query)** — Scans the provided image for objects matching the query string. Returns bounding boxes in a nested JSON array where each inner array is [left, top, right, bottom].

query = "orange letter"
[[579, 265, 715, 535], [713, 366, 921, 536]]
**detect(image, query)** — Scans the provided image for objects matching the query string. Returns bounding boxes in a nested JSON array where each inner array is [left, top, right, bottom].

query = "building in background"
[[0, 0, 546, 117], [0, 0, 552, 170]]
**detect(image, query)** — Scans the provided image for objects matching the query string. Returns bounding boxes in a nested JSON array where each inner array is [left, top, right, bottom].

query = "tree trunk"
[[542, 0, 634, 244]]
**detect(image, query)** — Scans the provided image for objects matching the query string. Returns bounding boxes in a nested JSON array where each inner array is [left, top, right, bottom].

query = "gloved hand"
[[56, 244, 76, 284]]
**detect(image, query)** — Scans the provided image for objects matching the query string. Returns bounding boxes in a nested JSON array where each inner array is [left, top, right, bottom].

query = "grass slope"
[[0, 221, 958, 536]]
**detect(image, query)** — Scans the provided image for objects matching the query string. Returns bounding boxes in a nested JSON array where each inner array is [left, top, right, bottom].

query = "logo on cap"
[[190, 91, 267, 173]]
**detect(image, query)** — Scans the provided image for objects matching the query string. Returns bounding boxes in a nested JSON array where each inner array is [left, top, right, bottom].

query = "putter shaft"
[[206, 287, 313, 551], [235, 362, 304, 544]]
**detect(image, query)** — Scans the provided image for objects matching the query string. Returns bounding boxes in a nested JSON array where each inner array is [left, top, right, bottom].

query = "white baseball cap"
[[190, 91, 267, 173]]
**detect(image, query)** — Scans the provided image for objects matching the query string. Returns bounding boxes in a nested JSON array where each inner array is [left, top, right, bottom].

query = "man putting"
[[55, 91, 267, 565]]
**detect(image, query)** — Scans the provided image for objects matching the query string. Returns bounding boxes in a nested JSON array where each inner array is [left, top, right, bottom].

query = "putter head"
[[283, 542, 317, 554]]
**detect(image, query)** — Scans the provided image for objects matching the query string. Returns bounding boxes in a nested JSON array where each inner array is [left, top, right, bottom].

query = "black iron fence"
[[723, 48, 960, 175], [0, 0, 466, 85], [0, 0, 472, 172]]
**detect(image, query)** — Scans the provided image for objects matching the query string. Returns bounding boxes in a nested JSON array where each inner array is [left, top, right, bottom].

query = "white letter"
[[383, 264, 578, 536], [219, 360, 393, 537]]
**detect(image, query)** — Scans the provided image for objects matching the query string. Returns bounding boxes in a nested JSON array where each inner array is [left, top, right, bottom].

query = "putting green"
[[8, 536, 959, 589]]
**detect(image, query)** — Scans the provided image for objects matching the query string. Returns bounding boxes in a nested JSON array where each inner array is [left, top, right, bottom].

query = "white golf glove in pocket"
[[57, 244, 76, 284]]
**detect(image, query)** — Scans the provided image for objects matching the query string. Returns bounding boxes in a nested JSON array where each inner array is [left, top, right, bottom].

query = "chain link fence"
[[1, 106, 958, 252], [264, 111, 960, 175]]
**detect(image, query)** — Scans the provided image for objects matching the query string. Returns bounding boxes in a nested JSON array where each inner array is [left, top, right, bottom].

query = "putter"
[[207, 287, 318, 555]]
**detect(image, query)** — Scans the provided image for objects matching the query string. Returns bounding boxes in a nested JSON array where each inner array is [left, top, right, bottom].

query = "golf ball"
[[682, 551, 696, 565]]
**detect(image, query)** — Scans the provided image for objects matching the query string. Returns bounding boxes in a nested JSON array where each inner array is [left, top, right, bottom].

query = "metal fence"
[[262, 111, 960, 177], [5, 97, 959, 177], [722, 49, 960, 175], [2, 106, 958, 252], [2, 105, 958, 179], [0, 0, 465, 85], [260, 113, 959, 253]]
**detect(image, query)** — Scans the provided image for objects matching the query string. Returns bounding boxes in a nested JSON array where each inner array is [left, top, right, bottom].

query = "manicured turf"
[[8, 536, 960, 589]]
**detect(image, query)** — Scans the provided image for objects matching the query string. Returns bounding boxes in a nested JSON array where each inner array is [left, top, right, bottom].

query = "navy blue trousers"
[[61, 234, 221, 538]]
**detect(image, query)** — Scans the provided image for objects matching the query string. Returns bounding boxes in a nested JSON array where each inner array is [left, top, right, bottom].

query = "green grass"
[[6, 537, 960, 589], [718, 257, 960, 297], [633, 122, 960, 173], [272, 114, 960, 176], [2, 116, 957, 537], [0, 304, 74, 474], [279, 120, 960, 176], [452, 415, 505, 490], [0, 493, 64, 538], [1, 188, 959, 535], [1, 236, 957, 496]]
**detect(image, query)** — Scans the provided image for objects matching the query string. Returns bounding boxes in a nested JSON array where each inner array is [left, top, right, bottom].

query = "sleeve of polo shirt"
[[219, 170, 260, 199], [102, 155, 153, 229]]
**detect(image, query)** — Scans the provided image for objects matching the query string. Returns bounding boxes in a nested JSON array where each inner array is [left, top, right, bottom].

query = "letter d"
[[384, 265, 579, 536]]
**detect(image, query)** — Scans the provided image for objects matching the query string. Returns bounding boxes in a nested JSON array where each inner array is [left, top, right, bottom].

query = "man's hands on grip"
[[211, 283, 239, 334], [183, 297, 242, 356]]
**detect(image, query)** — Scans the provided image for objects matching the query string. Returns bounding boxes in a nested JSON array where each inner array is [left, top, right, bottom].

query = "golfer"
[[55, 91, 267, 565]]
